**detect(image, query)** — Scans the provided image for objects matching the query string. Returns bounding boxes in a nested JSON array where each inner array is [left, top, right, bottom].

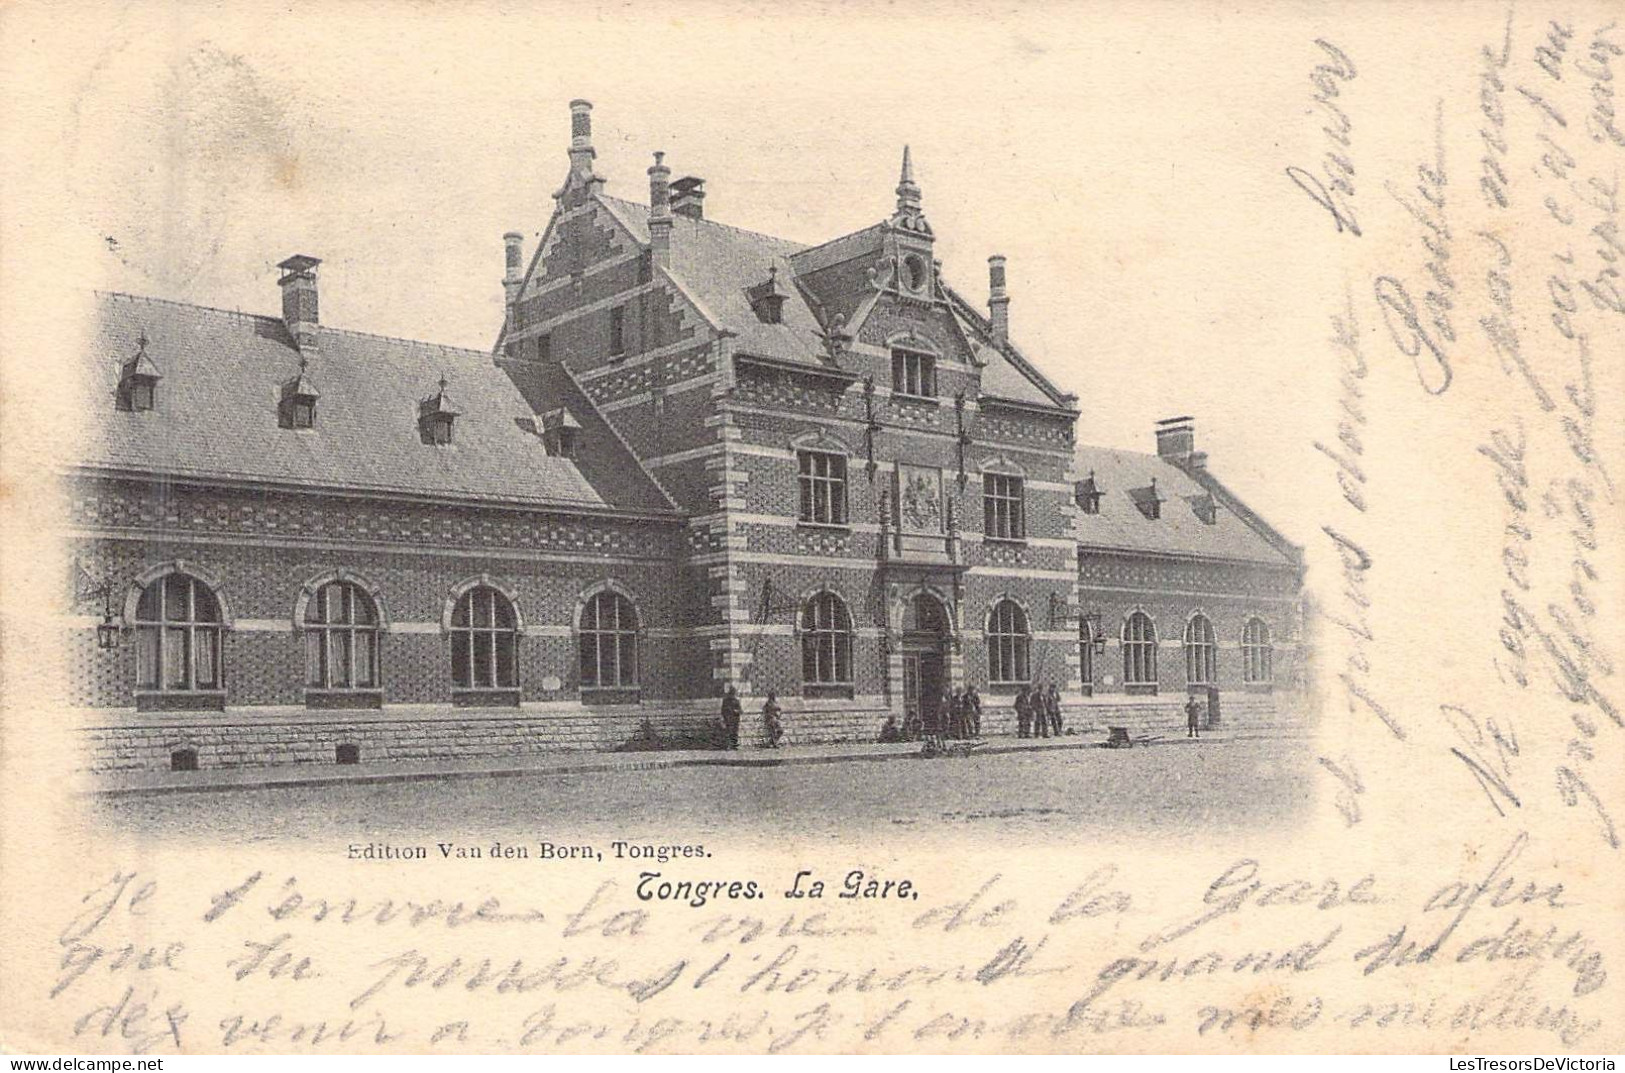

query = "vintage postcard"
[[0, 0, 1621, 1056]]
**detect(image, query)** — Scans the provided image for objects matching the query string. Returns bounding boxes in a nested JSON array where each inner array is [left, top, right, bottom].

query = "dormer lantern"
[[747, 265, 790, 325], [117, 332, 162, 412], [1189, 492, 1219, 525], [1131, 477, 1164, 521], [541, 407, 583, 459], [1074, 470, 1104, 515], [279, 356, 320, 429], [418, 374, 460, 445]]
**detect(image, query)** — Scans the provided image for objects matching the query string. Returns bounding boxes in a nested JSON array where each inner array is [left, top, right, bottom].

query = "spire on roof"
[[895, 145, 920, 214]]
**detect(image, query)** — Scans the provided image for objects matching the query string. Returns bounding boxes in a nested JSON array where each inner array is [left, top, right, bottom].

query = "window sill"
[[581, 687, 641, 706], [890, 393, 942, 406], [135, 690, 226, 712], [1186, 683, 1216, 694], [1243, 681, 1275, 693], [983, 536, 1028, 547], [451, 688, 520, 709], [305, 689, 384, 710], [1124, 683, 1159, 696], [797, 521, 851, 533], [802, 683, 854, 700]]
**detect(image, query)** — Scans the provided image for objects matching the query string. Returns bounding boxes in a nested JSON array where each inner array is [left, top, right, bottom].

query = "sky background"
[[25, 0, 1377, 536]]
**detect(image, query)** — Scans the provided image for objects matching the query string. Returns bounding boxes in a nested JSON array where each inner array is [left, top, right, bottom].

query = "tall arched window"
[[1122, 611, 1158, 692], [1242, 618, 1273, 684], [801, 591, 853, 691], [580, 590, 639, 690], [988, 600, 1030, 685], [450, 585, 518, 692], [1184, 614, 1216, 687], [305, 581, 380, 691], [134, 572, 223, 695]]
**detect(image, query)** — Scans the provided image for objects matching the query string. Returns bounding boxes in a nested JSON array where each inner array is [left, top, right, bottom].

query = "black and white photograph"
[[1, 0, 1620, 1058]]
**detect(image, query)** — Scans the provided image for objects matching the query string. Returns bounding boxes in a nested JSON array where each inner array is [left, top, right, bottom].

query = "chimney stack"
[[1155, 416, 1204, 470], [277, 255, 321, 350], [567, 99, 597, 186], [648, 152, 673, 268], [503, 231, 524, 331], [988, 255, 1010, 343], [671, 176, 706, 220]]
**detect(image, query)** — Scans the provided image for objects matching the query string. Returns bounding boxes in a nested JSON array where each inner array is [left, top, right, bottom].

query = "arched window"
[[304, 581, 380, 690], [1184, 614, 1217, 687], [1122, 611, 1158, 692], [1242, 618, 1273, 684], [580, 590, 639, 689], [801, 592, 853, 689], [134, 572, 223, 694], [988, 600, 1030, 685], [450, 585, 518, 692]]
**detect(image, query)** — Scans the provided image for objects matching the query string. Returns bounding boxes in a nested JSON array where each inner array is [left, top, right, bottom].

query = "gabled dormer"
[[117, 332, 162, 412], [279, 357, 319, 429], [1075, 470, 1104, 515], [1130, 477, 1164, 521], [747, 265, 791, 325], [540, 406, 583, 459], [1187, 492, 1219, 525], [418, 375, 460, 445]]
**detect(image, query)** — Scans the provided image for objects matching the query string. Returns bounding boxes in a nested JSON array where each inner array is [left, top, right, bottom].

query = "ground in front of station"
[[95, 734, 1312, 848]]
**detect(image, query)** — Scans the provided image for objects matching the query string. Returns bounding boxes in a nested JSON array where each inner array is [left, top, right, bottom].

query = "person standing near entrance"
[[1046, 683, 1063, 737], [762, 690, 784, 749], [1015, 685, 1033, 738], [965, 686, 983, 737], [1185, 693, 1202, 739], [720, 685, 743, 749], [1032, 684, 1049, 738], [948, 687, 965, 739]]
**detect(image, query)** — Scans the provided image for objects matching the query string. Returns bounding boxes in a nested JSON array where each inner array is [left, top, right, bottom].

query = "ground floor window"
[[801, 591, 853, 688], [580, 590, 639, 689], [988, 599, 1030, 684], [1243, 617, 1273, 684], [451, 585, 518, 691], [134, 572, 223, 693], [1123, 611, 1157, 690]]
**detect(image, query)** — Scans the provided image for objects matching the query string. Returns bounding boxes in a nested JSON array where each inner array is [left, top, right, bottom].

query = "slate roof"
[[598, 197, 830, 368], [1072, 445, 1295, 566], [83, 292, 669, 512]]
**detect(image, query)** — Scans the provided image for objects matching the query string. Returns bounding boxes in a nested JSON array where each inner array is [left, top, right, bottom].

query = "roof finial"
[[438, 371, 449, 393], [136, 330, 149, 353], [895, 145, 920, 213]]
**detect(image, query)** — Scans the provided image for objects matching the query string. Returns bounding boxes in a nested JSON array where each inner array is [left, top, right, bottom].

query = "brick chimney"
[[277, 255, 321, 350], [567, 99, 597, 185], [1155, 416, 1206, 471], [502, 231, 524, 331], [672, 176, 706, 220], [648, 152, 673, 268], [988, 255, 1009, 343]]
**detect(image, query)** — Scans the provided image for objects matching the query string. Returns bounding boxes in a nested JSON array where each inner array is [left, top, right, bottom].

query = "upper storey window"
[[983, 474, 1026, 540], [798, 451, 848, 526], [891, 348, 936, 398], [609, 306, 626, 357]]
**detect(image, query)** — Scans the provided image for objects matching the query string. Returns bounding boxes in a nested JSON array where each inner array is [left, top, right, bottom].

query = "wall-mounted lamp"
[[1081, 611, 1107, 655], [75, 560, 122, 650]]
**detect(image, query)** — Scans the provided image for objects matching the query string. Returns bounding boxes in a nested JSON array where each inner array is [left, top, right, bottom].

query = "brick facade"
[[67, 102, 1306, 773]]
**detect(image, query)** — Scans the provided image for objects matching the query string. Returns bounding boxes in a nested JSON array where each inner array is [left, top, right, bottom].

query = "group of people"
[[718, 685, 785, 750], [1014, 683, 1065, 738]]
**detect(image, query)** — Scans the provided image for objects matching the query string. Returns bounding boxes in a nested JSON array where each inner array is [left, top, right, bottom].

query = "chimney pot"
[[648, 152, 673, 268], [988, 254, 1010, 343], [276, 254, 321, 350], [671, 176, 706, 220], [1155, 416, 1197, 467]]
